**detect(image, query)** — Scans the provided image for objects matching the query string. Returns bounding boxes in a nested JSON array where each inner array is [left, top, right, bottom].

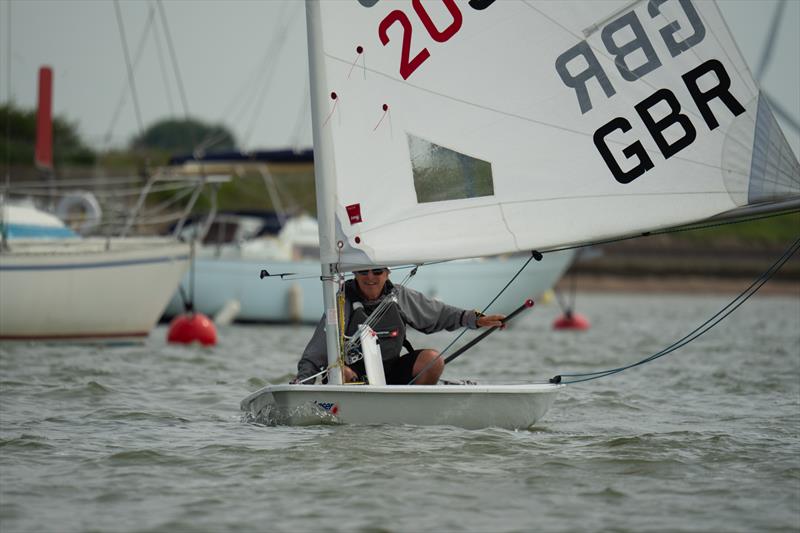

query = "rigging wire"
[[105, 3, 157, 146], [151, 0, 176, 117], [156, 0, 191, 121], [553, 268, 577, 316], [550, 236, 800, 385], [213, 1, 295, 141], [755, 0, 787, 83], [242, 22, 292, 147], [289, 77, 311, 150], [113, 0, 146, 139]]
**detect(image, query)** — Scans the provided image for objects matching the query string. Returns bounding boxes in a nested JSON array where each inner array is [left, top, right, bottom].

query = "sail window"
[[408, 134, 494, 203]]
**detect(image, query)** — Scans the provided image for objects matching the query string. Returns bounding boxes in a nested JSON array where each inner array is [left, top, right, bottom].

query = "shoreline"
[[554, 273, 800, 296]]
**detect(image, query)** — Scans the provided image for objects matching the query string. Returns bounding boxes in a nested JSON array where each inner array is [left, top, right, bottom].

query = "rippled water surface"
[[1, 292, 798, 533]]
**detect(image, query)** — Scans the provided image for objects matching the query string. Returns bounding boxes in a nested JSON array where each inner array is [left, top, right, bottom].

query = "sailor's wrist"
[[469, 310, 482, 329]]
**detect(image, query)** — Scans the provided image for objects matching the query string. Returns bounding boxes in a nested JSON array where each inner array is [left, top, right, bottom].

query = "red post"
[[35, 66, 53, 171]]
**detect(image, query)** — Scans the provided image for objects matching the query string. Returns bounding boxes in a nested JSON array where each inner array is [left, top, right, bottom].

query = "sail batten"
[[310, 0, 798, 269]]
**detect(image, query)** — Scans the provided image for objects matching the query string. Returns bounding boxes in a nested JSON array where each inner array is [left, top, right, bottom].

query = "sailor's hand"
[[343, 366, 359, 383], [477, 314, 505, 328]]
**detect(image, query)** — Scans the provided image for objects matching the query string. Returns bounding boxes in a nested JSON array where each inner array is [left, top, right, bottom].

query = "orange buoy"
[[553, 311, 590, 331], [167, 313, 217, 346]]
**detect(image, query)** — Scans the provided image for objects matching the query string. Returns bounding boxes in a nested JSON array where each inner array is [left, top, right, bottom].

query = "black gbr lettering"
[[635, 88, 696, 160], [682, 59, 745, 130], [468, 0, 496, 10], [594, 59, 745, 184], [593, 118, 654, 184]]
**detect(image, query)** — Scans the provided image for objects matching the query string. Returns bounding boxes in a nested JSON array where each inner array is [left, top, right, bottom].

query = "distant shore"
[[555, 273, 800, 296], [556, 231, 800, 296]]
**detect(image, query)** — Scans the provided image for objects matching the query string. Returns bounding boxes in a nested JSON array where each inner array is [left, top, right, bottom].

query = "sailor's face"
[[354, 268, 388, 300]]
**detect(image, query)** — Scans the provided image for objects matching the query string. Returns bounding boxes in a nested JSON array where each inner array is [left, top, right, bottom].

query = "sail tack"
[[309, 0, 799, 268]]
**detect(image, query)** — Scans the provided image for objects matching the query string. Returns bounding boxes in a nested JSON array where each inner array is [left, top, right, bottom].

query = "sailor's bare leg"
[[412, 349, 444, 385]]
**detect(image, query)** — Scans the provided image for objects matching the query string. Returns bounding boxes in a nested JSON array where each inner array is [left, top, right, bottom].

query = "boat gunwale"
[[242, 383, 563, 409]]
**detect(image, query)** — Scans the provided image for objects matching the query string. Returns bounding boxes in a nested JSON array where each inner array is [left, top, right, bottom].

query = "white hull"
[[241, 383, 562, 430], [0, 238, 190, 342], [164, 250, 574, 323]]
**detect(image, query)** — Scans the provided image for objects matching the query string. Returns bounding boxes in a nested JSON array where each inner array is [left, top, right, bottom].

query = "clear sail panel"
[[408, 134, 494, 204]]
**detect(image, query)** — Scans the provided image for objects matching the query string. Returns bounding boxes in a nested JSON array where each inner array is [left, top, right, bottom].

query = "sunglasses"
[[354, 268, 387, 276]]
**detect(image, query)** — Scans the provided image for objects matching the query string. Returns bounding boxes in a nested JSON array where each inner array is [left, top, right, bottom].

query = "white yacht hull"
[[164, 250, 575, 323], [0, 238, 190, 342], [241, 383, 562, 430]]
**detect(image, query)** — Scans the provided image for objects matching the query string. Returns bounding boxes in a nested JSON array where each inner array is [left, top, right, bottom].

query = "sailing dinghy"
[[242, 0, 799, 429]]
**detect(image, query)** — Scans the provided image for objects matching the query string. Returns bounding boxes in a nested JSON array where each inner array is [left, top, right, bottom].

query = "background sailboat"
[[243, 0, 798, 429], [159, 150, 574, 324], [0, 67, 198, 342]]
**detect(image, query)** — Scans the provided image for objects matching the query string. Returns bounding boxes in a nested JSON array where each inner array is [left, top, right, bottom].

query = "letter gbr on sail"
[[309, 0, 799, 269]]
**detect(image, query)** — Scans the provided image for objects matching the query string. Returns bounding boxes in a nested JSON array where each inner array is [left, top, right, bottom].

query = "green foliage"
[[131, 118, 237, 154], [0, 103, 96, 166], [680, 211, 800, 245], [185, 168, 317, 215]]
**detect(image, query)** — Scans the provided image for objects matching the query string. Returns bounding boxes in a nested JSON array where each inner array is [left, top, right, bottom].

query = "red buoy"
[[167, 313, 217, 346], [553, 311, 591, 331]]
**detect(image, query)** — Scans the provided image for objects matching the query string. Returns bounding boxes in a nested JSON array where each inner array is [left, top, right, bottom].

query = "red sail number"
[[379, 10, 431, 80], [379, 0, 463, 80], [413, 0, 462, 42]]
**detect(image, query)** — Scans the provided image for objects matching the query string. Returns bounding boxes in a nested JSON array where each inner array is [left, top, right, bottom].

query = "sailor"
[[293, 267, 505, 385]]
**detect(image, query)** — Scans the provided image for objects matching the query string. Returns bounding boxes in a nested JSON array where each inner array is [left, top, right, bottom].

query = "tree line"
[[0, 102, 236, 170]]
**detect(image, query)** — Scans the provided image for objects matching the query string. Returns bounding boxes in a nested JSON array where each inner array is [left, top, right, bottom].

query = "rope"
[[550, 236, 800, 385], [432, 251, 539, 363], [407, 252, 540, 384], [553, 268, 578, 315], [301, 213, 797, 385]]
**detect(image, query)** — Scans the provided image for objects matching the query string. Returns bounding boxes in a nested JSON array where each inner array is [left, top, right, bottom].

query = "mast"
[[305, 0, 342, 384]]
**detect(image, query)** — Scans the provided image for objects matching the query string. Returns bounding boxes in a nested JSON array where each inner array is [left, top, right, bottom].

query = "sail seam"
[[353, 191, 737, 236]]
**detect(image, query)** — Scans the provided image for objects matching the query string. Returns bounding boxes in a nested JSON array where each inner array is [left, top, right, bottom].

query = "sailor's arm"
[[295, 316, 328, 382], [395, 285, 503, 333]]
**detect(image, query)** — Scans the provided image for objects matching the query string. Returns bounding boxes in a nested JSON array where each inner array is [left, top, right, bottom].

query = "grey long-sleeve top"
[[296, 284, 480, 381]]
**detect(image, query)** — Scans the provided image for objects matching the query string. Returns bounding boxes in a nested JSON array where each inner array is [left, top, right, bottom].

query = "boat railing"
[[0, 169, 231, 246]]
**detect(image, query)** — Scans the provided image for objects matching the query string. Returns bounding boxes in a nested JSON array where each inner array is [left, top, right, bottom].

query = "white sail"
[[310, 0, 799, 268]]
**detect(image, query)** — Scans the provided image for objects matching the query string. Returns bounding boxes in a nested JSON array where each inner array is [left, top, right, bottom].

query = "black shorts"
[[350, 350, 422, 385]]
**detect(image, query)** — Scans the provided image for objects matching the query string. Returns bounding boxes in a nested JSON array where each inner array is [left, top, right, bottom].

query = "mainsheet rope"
[[287, 212, 797, 385], [407, 252, 541, 384], [549, 236, 800, 385]]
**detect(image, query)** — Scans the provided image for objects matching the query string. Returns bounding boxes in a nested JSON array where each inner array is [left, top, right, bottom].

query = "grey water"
[[1, 292, 798, 533]]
